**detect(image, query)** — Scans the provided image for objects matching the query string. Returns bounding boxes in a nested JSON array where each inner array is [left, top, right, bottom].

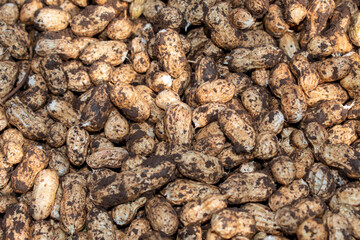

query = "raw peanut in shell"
[[49, 149, 69, 176], [64, 61, 92, 92], [325, 213, 352, 240], [290, 54, 320, 95], [306, 83, 349, 107], [156, 28, 187, 79], [86, 147, 129, 169], [180, 194, 228, 226], [241, 203, 281, 235], [107, 16, 133, 40], [50, 185, 62, 220], [268, 179, 309, 211], [194, 55, 218, 85], [329, 181, 360, 208], [46, 122, 67, 148], [80, 83, 113, 131], [11, 146, 49, 193], [0, 194, 18, 213], [307, 35, 334, 58], [177, 225, 202, 240], [297, 218, 328, 240], [333, 204, 360, 238], [258, 110, 285, 135], [218, 108, 256, 154], [253, 131, 279, 160], [34, 7, 71, 32], [315, 56, 351, 83], [174, 151, 224, 184], [328, 121, 357, 145], [275, 196, 326, 234], [0, 153, 12, 189], [161, 179, 220, 205], [87, 207, 116, 240], [30, 169, 59, 220], [164, 102, 192, 153], [270, 155, 296, 185], [131, 37, 150, 73], [88, 156, 176, 209], [219, 172, 276, 204], [112, 196, 147, 226], [279, 32, 300, 59], [264, 4, 289, 38], [80, 40, 128, 66], [241, 86, 269, 118], [283, 0, 307, 26], [4, 202, 31, 240], [0, 24, 31, 60], [155, 90, 181, 110], [104, 109, 129, 143], [3, 141, 24, 165], [122, 218, 151, 240], [228, 46, 283, 73], [71, 5, 116, 37], [192, 103, 226, 129], [196, 79, 235, 104], [47, 97, 80, 127], [269, 63, 296, 98], [60, 173, 86, 235], [245, 0, 269, 18], [88, 61, 112, 85], [229, 8, 256, 30], [0, 61, 18, 99], [20, 0, 44, 24], [40, 54, 68, 95], [66, 125, 90, 166], [110, 82, 150, 122], [145, 196, 179, 235], [211, 208, 256, 239], [305, 163, 336, 200], [30, 220, 55, 240], [279, 84, 307, 123]]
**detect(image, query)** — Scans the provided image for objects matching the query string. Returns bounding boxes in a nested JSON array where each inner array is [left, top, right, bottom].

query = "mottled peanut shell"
[[180, 194, 228, 226], [241, 86, 269, 118], [4, 202, 31, 240], [211, 208, 256, 239], [0, 153, 12, 189], [40, 54, 67, 95], [123, 218, 151, 240], [30, 220, 55, 240], [161, 179, 220, 205], [164, 102, 192, 153], [47, 98, 80, 127], [229, 8, 255, 30], [218, 108, 256, 154], [177, 225, 202, 240], [0, 194, 18, 213], [325, 213, 352, 240], [241, 203, 281, 235], [264, 4, 289, 38], [50, 185, 62, 220], [192, 103, 227, 129], [155, 90, 181, 110], [80, 83, 112, 131], [86, 147, 129, 169], [0, 61, 17, 98], [31, 169, 59, 220], [80, 40, 128, 66], [329, 181, 360, 209], [195, 79, 235, 104], [268, 179, 309, 211], [194, 56, 217, 86], [304, 122, 328, 154], [104, 110, 129, 143], [64, 62, 92, 92], [279, 32, 300, 59], [49, 149, 69, 176], [112, 196, 147, 226], [110, 82, 150, 122], [290, 54, 319, 95], [279, 84, 307, 123], [283, 0, 307, 26], [34, 7, 70, 31], [228, 46, 283, 72], [297, 218, 328, 240], [20, 0, 43, 24], [333, 204, 360, 239], [305, 163, 336, 200], [87, 207, 116, 240], [220, 172, 275, 204], [66, 125, 90, 166], [88, 157, 176, 209], [174, 151, 224, 184], [156, 29, 187, 78], [88, 61, 112, 85], [46, 122, 67, 148], [226, 72, 253, 95], [60, 173, 86, 235], [258, 110, 285, 134], [328, 121, 358, 145], [0, 106, 8, 132], [193, 122, 226, 156], [270, 155, 296, 185], [71, 5, 116, 37], [145, 196, 179, 235], [107, 17, 133, 40], [275, 196, 326, 234], [269, 63, 296, 98], [306, 83, 349, 107], [11, 146, 49, 193], [131, 37, 150, 73], [3, 141, 23, 165], [0, 24, 30, 59], [315, 57, 351, 83], [253, 131, 279, 160]]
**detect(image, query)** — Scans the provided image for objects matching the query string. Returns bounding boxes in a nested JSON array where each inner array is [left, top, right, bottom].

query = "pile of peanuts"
[[0, 0, 360, 239]]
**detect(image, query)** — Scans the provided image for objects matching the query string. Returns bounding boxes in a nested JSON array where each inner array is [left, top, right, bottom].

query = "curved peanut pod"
[[88, 156, 176, 209], [4, 202, 31, 239], [80, 83, 113, 131], [228, 46, 283, 72], [264, 4, 289, 38], [11, 146, 49, 193], [110, 82, 150, 122], [164, 102, 192, 154], [218, 108, 256, 154], [6, 96, 48, 140], [290, 54, 319, 95], [30, 169, 59, 220], [219, 172, 276, 204], [156, 28, 187, 78], [60, 173, 87, 235], [86, 147, 129, 169], [283, 0, 307, 26], [112, 197, 147, 226]]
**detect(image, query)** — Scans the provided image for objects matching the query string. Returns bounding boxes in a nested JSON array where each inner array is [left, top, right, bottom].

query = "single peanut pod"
[[107, 16, 133, 40], [20, 0, 43, 24], [31, 169, 59, 220], [60, 173, 86, 235], [89, 61, 113, 85], [306, 83, 349, 108], [269, 63, 296, 98], [329, 181, 360, 209], [349, 12, 360, 46], [220, 172, 276, 204], [241, 85, 270, 118], [270, 155, 296, 185], [66, 125, 90, 166], [131, 37, 150, 73], [34, 7, 71, 31], [112, 197, 147, 226], [180, 194, 228, 226], [4, 202, 31, 240], [297, 218, 328, 240], [279, 84, 307, 123], [264, 4, 289, 38], [290, 54, 319, 95], [50, 185, 62, 220], [305, 163, 336, 200], [156, 28, 187, 78], [47, 97, 80, 127], [307, 35, 334, 57], [11, 146, 49, 193], [86, 147, 129, 169], [315, 57, 351, 83], [70, 5, 116, 37], [325, 213, 352, 240], [192, 103, 227, 129], [328, 121, 357, 145], [49, 149, 69, 176], [110, 82, 150, 122], [196, 79, 235, 104], [155, 90, 181, 110], [0, 24, 30, 59], [104, 110, 129, 143], [177, 225, 202, 240], [40, 54, 67, 95], [35, 38, 80, 60]]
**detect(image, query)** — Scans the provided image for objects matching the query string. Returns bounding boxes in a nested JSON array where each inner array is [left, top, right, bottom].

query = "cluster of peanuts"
[[0, 0, 360, 239]]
